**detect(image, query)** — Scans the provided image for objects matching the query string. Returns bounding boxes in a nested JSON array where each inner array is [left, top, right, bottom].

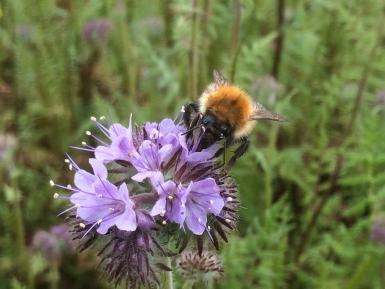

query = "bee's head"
[[202, 113, 232, 139]]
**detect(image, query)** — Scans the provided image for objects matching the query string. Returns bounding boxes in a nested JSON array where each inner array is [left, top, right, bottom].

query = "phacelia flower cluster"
[[53, 112, 239, 288]]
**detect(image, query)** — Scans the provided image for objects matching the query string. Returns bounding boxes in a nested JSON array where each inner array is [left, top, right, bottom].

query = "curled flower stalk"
[[53, 112, 239, 288]]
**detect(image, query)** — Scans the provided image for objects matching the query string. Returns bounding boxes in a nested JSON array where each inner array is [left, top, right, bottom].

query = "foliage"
[[0, 0, 384, 288]]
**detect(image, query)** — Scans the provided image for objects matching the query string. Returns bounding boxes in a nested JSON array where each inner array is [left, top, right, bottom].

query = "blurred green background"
[[1, 0, 385, 288]]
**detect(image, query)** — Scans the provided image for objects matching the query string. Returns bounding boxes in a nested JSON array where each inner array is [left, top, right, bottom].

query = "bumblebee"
[[183, 70, 285, 167]]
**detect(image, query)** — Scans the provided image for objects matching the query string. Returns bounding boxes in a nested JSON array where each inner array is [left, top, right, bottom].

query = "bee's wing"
[[250, 102, 286, 122], [213, 70, 230, 86]]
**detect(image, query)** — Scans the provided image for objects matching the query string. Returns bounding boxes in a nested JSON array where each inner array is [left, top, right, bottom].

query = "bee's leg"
[[182, 102, 200, 128], [210, 135, 230, 163], [227, 137, 249, 168]]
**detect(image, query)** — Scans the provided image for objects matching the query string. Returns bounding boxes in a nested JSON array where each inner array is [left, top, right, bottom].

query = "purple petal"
[[150, 197, 167, 216], [185, 205, 207, 235], [95, 145, 115, 163], [113, 205, 137, 232], [109, 123, 129, 139], [93, 179, 119, 200], [159, 144, 173, 165], [187, 151, 211, 163], [74, 169, 96, 192], [190, 178, 224, 215], [89, 158, 107, 179], [132, 171, 163, 185]]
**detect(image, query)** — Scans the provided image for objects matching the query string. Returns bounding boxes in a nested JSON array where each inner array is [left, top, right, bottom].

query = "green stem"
[[188, 0, 199, 100], [182, 280, 195, 289], [13, 191, 34, 289], [165, 256, 174, 289]]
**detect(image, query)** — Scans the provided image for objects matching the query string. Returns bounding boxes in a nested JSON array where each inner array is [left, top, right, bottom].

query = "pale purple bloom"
[[82, 19, 113, 44], [50, 224, 76, 252], [130, 140, 173, 184], [151, 177, 224, 235], [183, 179, 224, 235], [94, 116, 136, 163], [371, 218, 385, 245], [31, 231, 61, 263], [69, 158, 137, 234], [151, 178, 187, 225]]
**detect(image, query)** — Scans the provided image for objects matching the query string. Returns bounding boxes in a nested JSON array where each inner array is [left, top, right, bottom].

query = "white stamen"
[[64, 159, 70, 163], [167, 195, 174, 200], [225, 219, 231, 223], [227, 197, 233, 202], [53, 193, 60, 199], [202, 126, 206, 132], [97, 219, 103, 225], [49, 180, 55, 187], [160, 210, 166, 217], [67, 184, 72, 189], [181, 106, 185, 112], [86, 131, 91, 136], [90, 116, 97, 121], [68, 164, 73, 171], [100, 116, 106, 120], [162, 220, 167, 225], [81, 141, 87, 146], [79, 223, 86, 228], [75, 203, 81, 208], [210, 200, 214, 204]]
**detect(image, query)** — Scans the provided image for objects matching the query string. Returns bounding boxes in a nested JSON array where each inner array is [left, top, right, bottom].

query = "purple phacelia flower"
[[94, 116, 135, 163], [371, 218, 385, 245], [183, 178, 224, 235], [129, 140, 173, 183], [31, 230, 61, 264], [70, 176, 137, 235], [81, 19, 113, 44], [53, 111, 239, 288]]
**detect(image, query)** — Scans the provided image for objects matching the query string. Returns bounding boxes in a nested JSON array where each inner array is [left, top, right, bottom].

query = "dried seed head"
[[176, 251, 224, 282]]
